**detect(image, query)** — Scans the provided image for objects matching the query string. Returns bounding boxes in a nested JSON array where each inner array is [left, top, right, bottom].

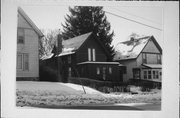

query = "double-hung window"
[[88, 48, 96, 61], [157, 54, 161, 64], [17, 53, 29, 71], [17, 28, 25, 44], [142, 53, 147, 63]]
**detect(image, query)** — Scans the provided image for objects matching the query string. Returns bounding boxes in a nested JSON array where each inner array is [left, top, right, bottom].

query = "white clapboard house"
[[114, 35, 162, 87], [17, 7, 43, 80]]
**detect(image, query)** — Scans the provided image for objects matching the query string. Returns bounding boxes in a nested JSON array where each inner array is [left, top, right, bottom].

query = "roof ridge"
[[18, 7, 44, 37]]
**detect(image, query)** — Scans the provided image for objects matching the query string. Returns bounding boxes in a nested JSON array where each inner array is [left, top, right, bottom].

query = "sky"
[[21, 5, 163, 48]]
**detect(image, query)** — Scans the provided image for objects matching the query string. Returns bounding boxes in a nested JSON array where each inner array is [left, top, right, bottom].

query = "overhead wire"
[[104, 10, 162, 31]]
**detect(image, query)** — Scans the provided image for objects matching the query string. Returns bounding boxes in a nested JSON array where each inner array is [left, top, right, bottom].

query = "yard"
[[16, 81, 161, 108]]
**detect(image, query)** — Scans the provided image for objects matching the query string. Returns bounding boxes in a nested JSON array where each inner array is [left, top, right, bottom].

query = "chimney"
[[57, 34, 62, 55]]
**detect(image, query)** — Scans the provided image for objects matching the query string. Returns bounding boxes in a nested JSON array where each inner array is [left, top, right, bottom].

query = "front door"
[[133, 68, 141, 79]]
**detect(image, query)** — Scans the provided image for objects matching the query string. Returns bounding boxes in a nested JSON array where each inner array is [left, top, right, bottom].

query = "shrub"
[[39, 66, 62, 82]]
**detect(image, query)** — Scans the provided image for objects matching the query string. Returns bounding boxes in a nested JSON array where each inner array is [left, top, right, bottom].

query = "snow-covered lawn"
[[16, 81, 161, 107]]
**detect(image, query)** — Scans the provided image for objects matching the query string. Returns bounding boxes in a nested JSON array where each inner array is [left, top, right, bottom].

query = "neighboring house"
[[114, 36, 162, 85], [17, 7, 43, 80], [41, 32, 123, 83]]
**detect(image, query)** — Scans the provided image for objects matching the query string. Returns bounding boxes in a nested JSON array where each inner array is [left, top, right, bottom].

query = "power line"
[[111, 7, 162, 25], [105, 10, 162, 31]]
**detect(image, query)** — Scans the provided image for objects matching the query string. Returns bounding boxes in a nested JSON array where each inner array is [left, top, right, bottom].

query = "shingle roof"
[[57, 32, 92, 57], [114, 36, 152, 60]]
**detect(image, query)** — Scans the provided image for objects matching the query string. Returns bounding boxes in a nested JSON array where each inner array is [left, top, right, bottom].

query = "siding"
[[142, 40, 160, 53], [120, 60, 137, 82], [17, 13, 39, 78], [137, 39, 161, 65], [76, 37, 107, 63]]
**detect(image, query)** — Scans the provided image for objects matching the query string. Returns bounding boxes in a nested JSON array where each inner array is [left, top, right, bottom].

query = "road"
[[26, 103, 161, 111]]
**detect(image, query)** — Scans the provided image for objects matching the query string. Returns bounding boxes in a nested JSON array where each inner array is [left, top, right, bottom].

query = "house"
[[114, 35, 162, 87], [41, 32, 123, 83], [16, 7, 43, 80]]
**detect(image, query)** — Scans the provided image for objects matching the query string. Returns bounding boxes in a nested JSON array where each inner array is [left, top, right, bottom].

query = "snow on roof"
[[40, 53, 54, 60], [77, 61, 120, 65], [114, 36, 151, 60], [57, 32, 92, 57]]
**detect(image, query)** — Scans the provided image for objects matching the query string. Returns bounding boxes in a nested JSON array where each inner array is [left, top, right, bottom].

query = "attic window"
[[17, 28, 25, 44]]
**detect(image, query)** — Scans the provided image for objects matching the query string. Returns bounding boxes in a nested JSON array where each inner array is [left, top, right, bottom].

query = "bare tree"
[[39, 29, 60, 58]]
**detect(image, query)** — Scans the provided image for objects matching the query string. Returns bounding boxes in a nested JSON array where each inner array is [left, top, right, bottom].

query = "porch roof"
[[77, 61, 120, 65], [142, 64, 162, 69]]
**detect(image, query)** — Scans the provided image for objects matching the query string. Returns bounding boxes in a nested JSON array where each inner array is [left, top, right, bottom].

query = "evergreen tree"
[[61, 6, 114, 61]]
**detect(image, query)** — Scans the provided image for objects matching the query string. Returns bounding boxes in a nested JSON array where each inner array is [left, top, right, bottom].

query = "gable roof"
[[18, 7, 44, 37], [57, 32, 93, 57], [114, 36, 162, 61]]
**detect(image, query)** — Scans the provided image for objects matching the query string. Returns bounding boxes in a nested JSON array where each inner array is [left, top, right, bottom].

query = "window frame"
[[17, 53, 29, 71], [142, 53, 147, 64], [143, 70, 147, 79], [17, 28, 25, 44]]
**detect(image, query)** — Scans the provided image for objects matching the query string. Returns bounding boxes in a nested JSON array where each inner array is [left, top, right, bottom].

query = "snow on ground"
[[16, 81, 161, 107]]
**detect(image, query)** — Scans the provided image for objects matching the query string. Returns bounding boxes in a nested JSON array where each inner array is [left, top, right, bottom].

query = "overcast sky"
[[21, 5, 163, 47]]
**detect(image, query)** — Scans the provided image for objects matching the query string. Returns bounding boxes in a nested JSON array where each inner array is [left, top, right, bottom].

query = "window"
[[155, 71, 159, 79], [17, 54, 23, 70], [142, 53, 147, 63], [157, 55, 161, 64], [88, 48, 96, 61], [67, 55, 71, 64], [88, 48, 91, 61], [109, 67, 112, 74], [153, 71, 156, 79], [68, 67, 71, 77], [148, 71, 151, 79], [17, 53, 29, 71], [17, 28, 25, 44], [23, 54, 29, 70], [102, 67, 106, 80], [143, 71, 147, 79], [97, 67, 100, 75], [92, 49, 96, 61]]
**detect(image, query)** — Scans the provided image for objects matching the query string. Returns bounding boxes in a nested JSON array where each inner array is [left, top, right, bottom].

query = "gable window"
[[157, 54, 161, 64], [17, 28, 25, 44], [88, 48, 96, 61], [17, 53, 29, 71], [142, 53, 147, 63], [92, 49, 96, 61], [143, 70, 147, 79], [97, 67, 100, 75], [88, 48, 91, 61]]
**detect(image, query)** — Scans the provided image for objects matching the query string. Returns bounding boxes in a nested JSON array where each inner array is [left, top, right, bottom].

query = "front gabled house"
[[17, 7, 44, 80], [41, 32, 124, 83], [114, 36, 162, 87]]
